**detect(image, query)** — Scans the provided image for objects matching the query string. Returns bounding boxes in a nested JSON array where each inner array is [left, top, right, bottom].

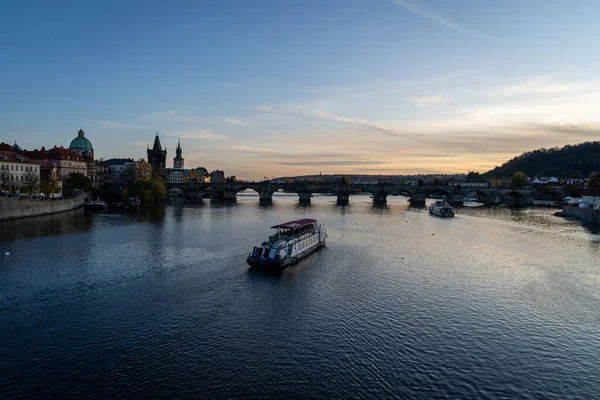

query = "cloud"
[[141, 110, 212, 125], [390, 0, 484, 37], [277, 160, 389, 167], [407, 95, 447, 107], [220, 117, 254, 126], [166, 131, 230, 140], [89, 120, 147, 130], [257, 103, 413, 138], [496, 75, 575, 96]]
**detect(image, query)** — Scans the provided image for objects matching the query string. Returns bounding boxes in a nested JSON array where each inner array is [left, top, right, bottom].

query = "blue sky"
[[1, 0, 600, 179]]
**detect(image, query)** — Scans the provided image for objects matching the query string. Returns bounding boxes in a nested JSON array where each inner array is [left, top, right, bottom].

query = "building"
[[448, 178, 489, 188], [69, 128, 94, 159], [173, 139, 184, 170], [169, 169, 187, 184], [105, 158, 139, 192], [582, 188, 600, 208], [185, 168, 210, 183], [210, 170, 225, 183], [0, 143, 41, 195], [147, 133, 167, 179]]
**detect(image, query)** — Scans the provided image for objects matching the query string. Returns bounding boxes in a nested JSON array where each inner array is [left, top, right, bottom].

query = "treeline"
[[484, 141, 600, 178]]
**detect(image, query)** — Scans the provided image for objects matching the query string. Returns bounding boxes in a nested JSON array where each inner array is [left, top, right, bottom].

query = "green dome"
[[69, 129, 93, 151]]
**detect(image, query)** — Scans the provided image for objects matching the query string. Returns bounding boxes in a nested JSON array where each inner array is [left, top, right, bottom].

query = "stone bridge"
[[168, 182, 534, 207]]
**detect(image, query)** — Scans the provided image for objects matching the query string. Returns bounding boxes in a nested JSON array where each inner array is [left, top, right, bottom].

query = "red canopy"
[[271, 219, 317, 229]]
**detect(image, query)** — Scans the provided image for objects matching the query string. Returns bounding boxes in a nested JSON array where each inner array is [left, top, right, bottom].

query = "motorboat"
[[429, 200, 455, 217]]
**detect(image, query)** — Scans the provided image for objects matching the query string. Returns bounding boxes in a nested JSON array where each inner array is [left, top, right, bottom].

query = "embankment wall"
[[0, 196, 85, 222]]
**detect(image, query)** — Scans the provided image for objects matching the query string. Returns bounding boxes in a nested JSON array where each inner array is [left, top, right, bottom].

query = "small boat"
[[429, 200, 455, 217], [128, 196, 141, 209], [247, 219, 327, 269], [84, 200, 107, 211]]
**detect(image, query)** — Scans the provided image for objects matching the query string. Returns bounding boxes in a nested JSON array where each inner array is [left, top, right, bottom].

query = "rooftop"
[[271, 219, 318, 229]]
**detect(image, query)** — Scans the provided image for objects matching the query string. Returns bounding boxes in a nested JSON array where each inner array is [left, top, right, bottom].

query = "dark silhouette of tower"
[[147, 133, 167, 178], [173, 139, 184, 169]]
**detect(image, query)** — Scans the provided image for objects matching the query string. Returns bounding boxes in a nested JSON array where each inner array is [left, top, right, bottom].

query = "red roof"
[[271, 219, 317, 229]]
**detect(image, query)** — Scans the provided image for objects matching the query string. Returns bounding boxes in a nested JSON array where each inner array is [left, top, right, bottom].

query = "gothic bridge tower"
[[147, 133, 167, 178]]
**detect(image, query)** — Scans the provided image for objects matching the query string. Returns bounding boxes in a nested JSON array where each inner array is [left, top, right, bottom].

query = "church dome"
[[69, 129, 93, 151]]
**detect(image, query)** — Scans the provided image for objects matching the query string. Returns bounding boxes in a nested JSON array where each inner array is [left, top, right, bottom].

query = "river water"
[[1, 194, 599, 399]]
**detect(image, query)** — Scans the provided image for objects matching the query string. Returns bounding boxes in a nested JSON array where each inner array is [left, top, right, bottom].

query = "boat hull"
[[247, 242, 325, 270], [429, 210, 454, 217]]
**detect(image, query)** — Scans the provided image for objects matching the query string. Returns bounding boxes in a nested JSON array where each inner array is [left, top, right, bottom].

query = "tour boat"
[[429, 200, 455, 217], [247, 219, 327, 269], [84, 200, 107, 211]]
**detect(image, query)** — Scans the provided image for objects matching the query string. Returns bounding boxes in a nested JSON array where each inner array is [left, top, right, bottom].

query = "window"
[[21, 166, 23, 171], [11, 165, 14, 171]]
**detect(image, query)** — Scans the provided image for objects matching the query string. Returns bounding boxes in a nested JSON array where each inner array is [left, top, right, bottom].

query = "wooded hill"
[[484, 141, 600, 178]]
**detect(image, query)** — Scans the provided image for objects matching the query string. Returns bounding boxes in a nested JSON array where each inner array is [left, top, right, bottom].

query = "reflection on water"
[[1, 194, 600, 398]]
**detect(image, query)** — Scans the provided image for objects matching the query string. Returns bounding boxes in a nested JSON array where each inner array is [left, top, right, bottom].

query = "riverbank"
[[0, 195, 86, 222]]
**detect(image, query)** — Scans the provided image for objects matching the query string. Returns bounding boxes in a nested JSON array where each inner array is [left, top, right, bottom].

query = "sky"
[[1, 0, 600, 180]]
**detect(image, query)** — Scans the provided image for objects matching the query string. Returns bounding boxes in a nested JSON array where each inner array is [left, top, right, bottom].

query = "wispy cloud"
[[495, 75, 575, 96], [89, 120, 147, 130], [220, 117, 254, 127], [142, 110, 213, 125], [165, 130, 230, 140], [390, 0, 482, 37], [257, 104, 413, 138], [277, 160, 389, 167], [407, 94, 447, 107]]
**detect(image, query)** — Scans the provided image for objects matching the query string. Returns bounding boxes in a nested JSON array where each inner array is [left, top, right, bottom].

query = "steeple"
[[152, 132, 162, 151], [173, 138, 184, 169]]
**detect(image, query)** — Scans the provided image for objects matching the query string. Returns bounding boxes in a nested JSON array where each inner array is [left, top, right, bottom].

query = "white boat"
[[429, 200, 455, 217], [247, 219, 327, 269], [84, 200, 107, 211]]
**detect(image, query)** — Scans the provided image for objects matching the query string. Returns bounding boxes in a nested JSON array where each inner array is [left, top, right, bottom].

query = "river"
[[1, 194, 599, 399]]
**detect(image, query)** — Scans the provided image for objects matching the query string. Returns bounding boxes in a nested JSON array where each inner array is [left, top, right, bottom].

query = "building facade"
[[105, 158, 139, 192], [0, 143, 41, 195], [210, 170, 225, 183]]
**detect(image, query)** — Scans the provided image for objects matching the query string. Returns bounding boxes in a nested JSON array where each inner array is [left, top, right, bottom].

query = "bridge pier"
[[258, 190, 273, 202], [298, 191, 311, 203], [450, 194, 464, 206], [410, 193, 426, 207], [484, 194, 502, 206], [336, 192, 350, 205], [221, 190, 237, 201], [372, 192, 388, 205]]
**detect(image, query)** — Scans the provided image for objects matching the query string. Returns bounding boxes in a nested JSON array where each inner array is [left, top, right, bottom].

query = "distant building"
[[210, 170, 225, 183], [582, 188, 600, 207], [105, 158, 139, 192], [173, 139, 184, 170], [449, 178, 489, 188], [147, 133, 167, 178], [0, 143, 41, 195], [169, 169, 186, 184], [185, 168, 210, 183]]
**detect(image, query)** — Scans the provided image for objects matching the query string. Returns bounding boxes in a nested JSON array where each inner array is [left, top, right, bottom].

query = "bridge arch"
[[502, 190, 526, 205], [424, 188, 452, 201], [461, 189, 488, 205]]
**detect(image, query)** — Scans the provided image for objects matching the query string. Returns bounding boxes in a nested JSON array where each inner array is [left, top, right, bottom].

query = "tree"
[[226, 175, 237, 183], [24, 167, 39, 196], [587, 172, 600, 188], [40, 176, 61, 198], [136, 159, 153, 180], [466, 171, 482, 179], [63, 173, 91, 195], [511, 171, 528, 187], [0, 170, 10, 193], [341, 176, 350, 185]]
